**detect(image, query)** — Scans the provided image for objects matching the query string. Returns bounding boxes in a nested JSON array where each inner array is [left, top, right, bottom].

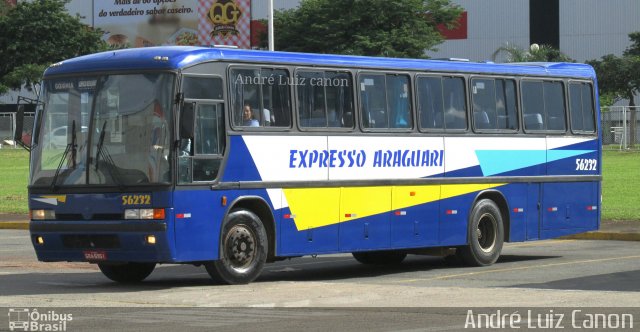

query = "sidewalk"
[[1, 213, 639, 241]]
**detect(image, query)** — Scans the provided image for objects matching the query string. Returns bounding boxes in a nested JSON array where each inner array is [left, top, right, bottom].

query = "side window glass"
[[496, 79, 518, 130], [325, 72, 354, 128], [570, 83, 596, 133], [417, 76, 444, 130], [443, 77, 467, 130], [183, 77, 223, 100], [360, 74, 387, 129], [193, 104, 224, 182], [298, 71, 327, 127], [581, 84, 596, 132], [472, 78, 518, 131], [179, 103, 225, 184], [472, 78, 497, 130], [230, 68, 291, 128], [387, 75, 411, 129], [195, 104, 222, 155], [298, 71, 354, 128], [522, 81, 545, 131], [360, 73, 411, 130], [544, 81, 566, 131]]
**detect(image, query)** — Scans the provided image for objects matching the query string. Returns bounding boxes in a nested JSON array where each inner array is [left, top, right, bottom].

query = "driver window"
[[178, 102, 225, 184], [178, 75, 226, 184]]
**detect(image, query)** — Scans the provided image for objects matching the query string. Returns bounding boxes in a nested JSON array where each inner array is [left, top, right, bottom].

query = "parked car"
[[44, 125, 87, 148]]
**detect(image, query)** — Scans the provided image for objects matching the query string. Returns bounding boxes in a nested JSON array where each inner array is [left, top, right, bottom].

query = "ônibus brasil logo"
[[8, 308, 72, 331]]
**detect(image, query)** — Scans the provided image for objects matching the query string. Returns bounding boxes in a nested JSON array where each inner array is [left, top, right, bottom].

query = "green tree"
[[0, 0, 107, 94], [273, 0, 463, 58], [491, 43, 574, 63], [588, 32, 640, 145]]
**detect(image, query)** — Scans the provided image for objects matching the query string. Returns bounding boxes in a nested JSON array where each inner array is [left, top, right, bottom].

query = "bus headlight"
[[124, 208, 165, 220], [31, 209, 56, 220]]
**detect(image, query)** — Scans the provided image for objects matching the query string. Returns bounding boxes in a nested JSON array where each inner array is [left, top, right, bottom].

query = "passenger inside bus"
[[242, 104, 259, 127]]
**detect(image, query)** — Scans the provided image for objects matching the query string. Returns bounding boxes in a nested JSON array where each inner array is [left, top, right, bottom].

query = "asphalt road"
[[0, 229, 639, 331]]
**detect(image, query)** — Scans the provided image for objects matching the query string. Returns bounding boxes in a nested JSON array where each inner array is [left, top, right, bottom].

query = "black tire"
[[98, 262, 155, 283], [205, 209, 268, 285], [457, 199, 504, 266], [352, 250, 407, 265]]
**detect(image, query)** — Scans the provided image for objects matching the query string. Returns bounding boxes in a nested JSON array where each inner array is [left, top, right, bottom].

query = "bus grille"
[[61, 235, 121, 249], [55, 213, 122, 221]]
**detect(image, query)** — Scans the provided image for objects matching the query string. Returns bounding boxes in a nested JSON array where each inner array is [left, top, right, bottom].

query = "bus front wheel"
[[98, 262, 156, 283], [457, 199, 504, 266], [205, 209, 268, 285]]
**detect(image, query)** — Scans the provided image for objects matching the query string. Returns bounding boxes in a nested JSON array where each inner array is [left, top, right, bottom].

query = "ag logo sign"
[[207, 0, 242, 37]]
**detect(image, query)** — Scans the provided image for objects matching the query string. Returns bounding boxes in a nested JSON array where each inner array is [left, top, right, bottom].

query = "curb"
[[561, 232, 640, 242], [0, 221, 29, 230]]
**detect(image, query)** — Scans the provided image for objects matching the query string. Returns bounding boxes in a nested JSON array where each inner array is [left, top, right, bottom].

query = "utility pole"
[[268, 0, 274, 51]]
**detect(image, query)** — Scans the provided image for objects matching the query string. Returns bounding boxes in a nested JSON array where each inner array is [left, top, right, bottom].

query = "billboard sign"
[[94, 0, 250, 48]]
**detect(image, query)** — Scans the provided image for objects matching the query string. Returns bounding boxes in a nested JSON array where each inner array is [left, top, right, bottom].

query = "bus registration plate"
[[83, 250, 107, 261]]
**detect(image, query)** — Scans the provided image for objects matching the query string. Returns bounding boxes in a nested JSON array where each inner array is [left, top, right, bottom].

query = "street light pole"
[[268, 0, 274, 51]]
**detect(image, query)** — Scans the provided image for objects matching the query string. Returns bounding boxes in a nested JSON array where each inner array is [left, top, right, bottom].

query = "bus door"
[[174, 75, 226, 261]]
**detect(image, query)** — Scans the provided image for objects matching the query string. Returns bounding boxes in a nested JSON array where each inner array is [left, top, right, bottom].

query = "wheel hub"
[[226, 225, 256, 270], [477, 213, 497, 253]]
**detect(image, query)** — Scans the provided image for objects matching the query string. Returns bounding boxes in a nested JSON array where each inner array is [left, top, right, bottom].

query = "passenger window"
[[569, 83, 596, 133], [360, 73, 412, 130], [471, 78, 517, 131], [522, 81, 545, 131], [522, 80, 566, 132], [417, 76, 466, 131], [472, 78, 497, 130], [497, 79, 518, 130], [297, 70, 354, 128], [229, 68, 292, 128], [417, 76, 444, 130], [545, 81, 566, 131]]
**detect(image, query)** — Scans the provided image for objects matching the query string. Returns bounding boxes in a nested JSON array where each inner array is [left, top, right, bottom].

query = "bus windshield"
[[31, 73, 175, 187]]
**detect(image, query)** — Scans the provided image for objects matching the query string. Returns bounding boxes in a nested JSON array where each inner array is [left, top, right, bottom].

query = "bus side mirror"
[[13, 104, 31, 151], [179, 103, 195, 139], [178, 103, 195, 156]]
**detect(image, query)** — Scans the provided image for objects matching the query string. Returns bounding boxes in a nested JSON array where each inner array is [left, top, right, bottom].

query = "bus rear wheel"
[[205, 209, 267, 285], [457, 199, 504, 266], [98, 262, 156, 283], [352, 250, 407, 265]]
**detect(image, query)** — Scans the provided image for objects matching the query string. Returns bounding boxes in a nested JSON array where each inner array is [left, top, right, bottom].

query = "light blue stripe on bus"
[[476, 150, 594, 176]]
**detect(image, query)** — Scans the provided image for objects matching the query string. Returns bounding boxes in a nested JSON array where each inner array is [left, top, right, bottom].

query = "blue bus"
[[20, 46, 601, 284]]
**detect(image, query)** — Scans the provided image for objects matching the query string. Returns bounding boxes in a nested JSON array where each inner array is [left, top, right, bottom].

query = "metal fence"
[[601, 106, 640, 150], [0, 111, 35, 149]]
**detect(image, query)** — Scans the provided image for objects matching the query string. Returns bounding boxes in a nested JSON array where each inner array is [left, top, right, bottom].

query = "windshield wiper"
[[50, 121, 77, 190], [94, 121, 124, 189]]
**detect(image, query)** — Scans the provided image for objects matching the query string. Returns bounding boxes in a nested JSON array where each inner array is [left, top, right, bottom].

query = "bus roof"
[[44, 46, 596, 79]]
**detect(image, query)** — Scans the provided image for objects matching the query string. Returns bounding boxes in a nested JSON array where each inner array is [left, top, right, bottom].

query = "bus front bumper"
[[29, 221, 174, 263]]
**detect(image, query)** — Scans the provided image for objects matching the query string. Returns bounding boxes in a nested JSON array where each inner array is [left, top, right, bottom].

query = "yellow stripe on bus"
[[283, 183, 505, 231]]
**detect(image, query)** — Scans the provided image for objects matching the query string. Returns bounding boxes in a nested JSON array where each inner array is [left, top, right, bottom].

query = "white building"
[[432, 0, 640, 63], [3, 0, 639, 104]]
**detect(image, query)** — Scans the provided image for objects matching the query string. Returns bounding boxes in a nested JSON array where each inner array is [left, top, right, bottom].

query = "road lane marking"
[[397, 254, 640, 283]]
